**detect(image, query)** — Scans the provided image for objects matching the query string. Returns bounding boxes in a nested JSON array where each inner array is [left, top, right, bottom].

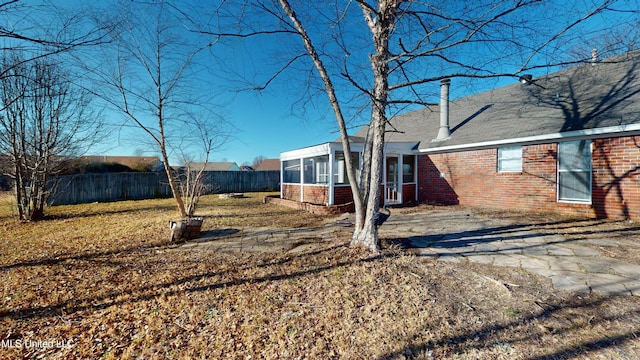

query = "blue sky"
[[210, 89, 340, 165], [8, 0, 640, 166], [79, 0, 353, 166]]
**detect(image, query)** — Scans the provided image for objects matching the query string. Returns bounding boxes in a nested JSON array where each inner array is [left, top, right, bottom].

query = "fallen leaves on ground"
[[0, 193, 639, 359]]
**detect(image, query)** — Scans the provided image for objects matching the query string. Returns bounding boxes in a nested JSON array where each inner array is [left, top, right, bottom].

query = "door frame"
[[384, 154, 402, 205]]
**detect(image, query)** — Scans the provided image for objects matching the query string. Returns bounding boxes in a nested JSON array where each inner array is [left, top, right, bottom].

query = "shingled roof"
[[187, 162, 240, 171], [352, 50, 640, 152]]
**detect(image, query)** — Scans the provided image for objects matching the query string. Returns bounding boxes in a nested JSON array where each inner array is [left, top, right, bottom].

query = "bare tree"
[[197, 0, 638, 251], [0, 53, 100, 220], [177, 124, 215, 218], [251, 155, 266, 168], [0, 1, 114, 76], [83, 0, 230, 219]]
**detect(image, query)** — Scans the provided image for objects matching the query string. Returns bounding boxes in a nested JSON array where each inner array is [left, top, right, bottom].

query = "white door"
[[385, 155, 400, 204]]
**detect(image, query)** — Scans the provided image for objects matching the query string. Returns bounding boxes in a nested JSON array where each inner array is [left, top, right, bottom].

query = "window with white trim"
[[497, 146, 522, 172], [558, 140, 591, 203], [333, 151, 359, 184], [303, 155, 329, 184], [402, 155, 416, 183], [283, 159, 301, 183], [316, 159, 329, 183]]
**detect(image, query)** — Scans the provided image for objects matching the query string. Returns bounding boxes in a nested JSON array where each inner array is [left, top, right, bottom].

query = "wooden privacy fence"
[[48, 172, 172, 206], [200, 171, 280, 194], [47, 171, 281, 206]]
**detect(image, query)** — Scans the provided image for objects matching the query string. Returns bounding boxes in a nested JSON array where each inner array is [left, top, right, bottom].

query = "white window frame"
[[497, 145, 522, 172], [557, 140, 592, 203], [283, 159, 301, 184], [303, 155, 329, 185], [402, 154, 416, 183], [316, 160, 329, 184], [333, 151, 360, 185]]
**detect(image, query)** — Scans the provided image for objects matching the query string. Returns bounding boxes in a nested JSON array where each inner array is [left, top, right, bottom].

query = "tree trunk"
[[350, 1, 396, 252], [351, 105, 386, 252], [278, 0, 396, 252], [160, 152, 187, 219], [278, 0, 367, 244]]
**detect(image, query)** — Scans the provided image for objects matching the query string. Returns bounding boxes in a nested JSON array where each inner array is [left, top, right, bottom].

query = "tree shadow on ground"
[[379, 293, 640, 359], [0, 240, 179, 271], [395, 217, 640, 256], [43, 203, 178, 220], [3, 207, 639, 358], [0, 242, 366, 321]]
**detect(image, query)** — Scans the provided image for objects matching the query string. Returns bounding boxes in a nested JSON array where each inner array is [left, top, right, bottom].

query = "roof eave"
[[418, 123, 640, 153]]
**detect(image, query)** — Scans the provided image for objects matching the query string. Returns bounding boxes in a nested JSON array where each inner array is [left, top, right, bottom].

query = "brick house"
[[280, 50, 640, 220]]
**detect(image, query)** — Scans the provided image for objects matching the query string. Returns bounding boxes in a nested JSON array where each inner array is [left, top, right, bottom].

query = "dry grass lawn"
[[0, 192, 639, 359]]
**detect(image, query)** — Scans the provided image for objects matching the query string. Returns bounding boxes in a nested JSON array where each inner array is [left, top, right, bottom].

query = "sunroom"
[[280, 141, 419, 206]]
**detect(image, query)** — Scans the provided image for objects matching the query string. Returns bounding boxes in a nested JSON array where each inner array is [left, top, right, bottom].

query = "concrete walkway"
[[182, 208, 640, 296], [381, 209, 640, 297]]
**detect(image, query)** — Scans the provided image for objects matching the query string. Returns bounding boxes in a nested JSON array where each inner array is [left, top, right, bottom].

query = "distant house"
[[188, 162, 241, 171], [240, 165, 255, 171], [254, 159, 281, 171], [280, 50, 640, 220]]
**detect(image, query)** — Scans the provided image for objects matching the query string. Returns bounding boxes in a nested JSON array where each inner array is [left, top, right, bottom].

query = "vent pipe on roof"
[[519, 74, 533, 85], [435, 78, 451, 141], [591, 48, 598, 65]]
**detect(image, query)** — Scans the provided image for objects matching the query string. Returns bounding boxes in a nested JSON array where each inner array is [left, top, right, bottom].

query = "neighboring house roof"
[[188, 162, 241, 171], [352, 50, 640, 152], [255, 159, 281, 171]]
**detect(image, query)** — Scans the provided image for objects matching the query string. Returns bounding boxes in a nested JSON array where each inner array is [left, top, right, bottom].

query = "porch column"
[[414, 155, 419, 202], [280, 160, 284, 199], [328, 150, 335, 205], [299, 157, 304, 203], [382, 155, 387, 205], [398, 154, 403, 204]]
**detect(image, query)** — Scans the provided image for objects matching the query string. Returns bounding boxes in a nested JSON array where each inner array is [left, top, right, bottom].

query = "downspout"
[[435, 78, 451, 141]]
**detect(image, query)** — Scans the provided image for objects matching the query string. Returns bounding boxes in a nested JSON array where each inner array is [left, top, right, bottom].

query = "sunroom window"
[[558, 140, 591, 203], [303, 155, 329, 184], [497, 146, 522, 172], [334, 151, 359, 184], [283, 159, 301, 183]]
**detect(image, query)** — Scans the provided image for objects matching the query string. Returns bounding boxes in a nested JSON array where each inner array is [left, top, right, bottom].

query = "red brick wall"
[[592, 136, 640, 220], [282, 184, 415, 206], [303, 186, 329, 205], [280, 184, 329, 205], [334, 186, 354, 205], [265, 195, 354, 215], [282, 184, 301, 202], [419, 136, 640, 220], [402, 184, 416, 204], [333, 184, 417, 205]]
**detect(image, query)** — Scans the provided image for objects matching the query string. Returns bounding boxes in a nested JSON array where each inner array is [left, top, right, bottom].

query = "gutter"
[[417, 123, 640, 154]]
